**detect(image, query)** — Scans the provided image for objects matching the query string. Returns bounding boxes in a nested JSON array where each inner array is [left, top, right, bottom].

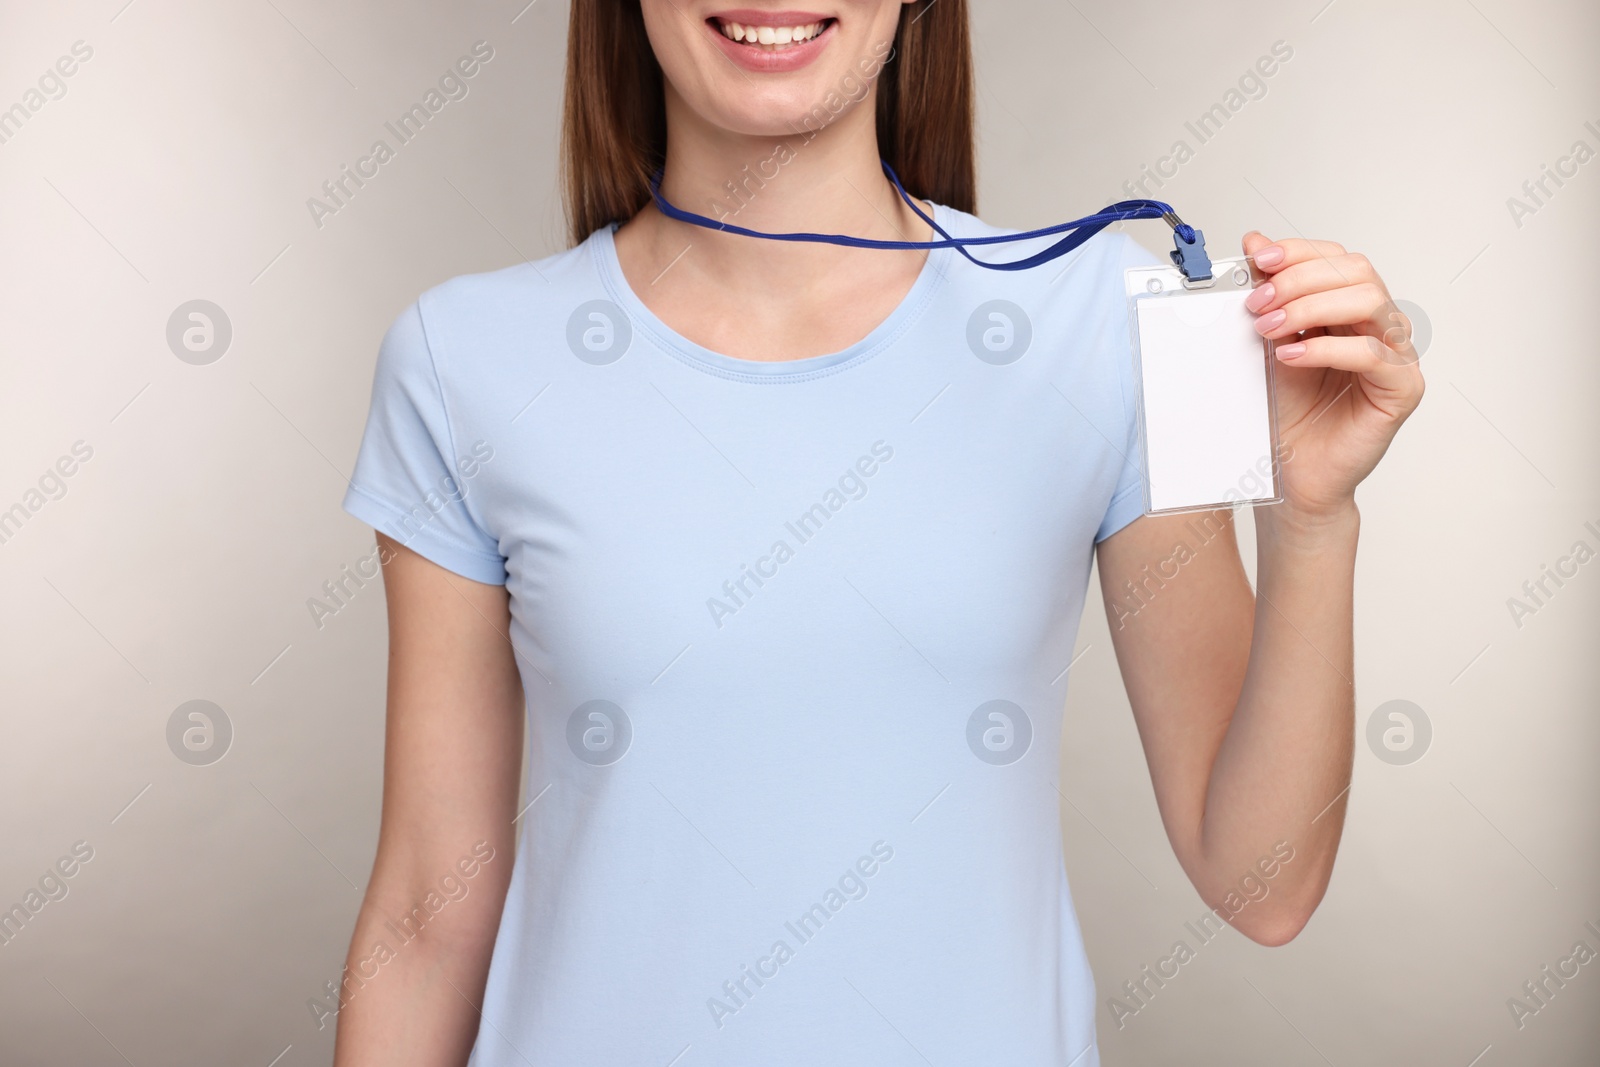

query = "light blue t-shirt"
[[342, 203, 1162, 1067]]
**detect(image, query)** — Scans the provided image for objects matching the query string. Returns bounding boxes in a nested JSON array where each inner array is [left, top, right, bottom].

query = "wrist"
[[1255, 498, 1361, 551]]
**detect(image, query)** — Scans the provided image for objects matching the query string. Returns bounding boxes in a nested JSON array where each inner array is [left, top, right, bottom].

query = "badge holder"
[[1125, 223, 1283, 517]]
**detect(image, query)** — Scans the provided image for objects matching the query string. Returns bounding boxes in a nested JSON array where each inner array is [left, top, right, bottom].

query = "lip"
[[710, 9, 833, 25], [705, 10, 837, 73]]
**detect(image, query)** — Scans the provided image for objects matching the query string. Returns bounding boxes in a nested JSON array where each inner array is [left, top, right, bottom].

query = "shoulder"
[[416, 232, 605, 328], [933, 204, 1165, 297], [930, 203, 1167, 322], [372, 228, 613, 380]]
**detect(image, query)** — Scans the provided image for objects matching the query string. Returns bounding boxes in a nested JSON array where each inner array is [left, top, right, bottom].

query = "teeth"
[[718, 19, 824, 47]]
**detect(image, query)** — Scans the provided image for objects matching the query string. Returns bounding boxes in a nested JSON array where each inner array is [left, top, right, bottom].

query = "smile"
[[704, 9, 837, 72], [712, 17, 832, 48]]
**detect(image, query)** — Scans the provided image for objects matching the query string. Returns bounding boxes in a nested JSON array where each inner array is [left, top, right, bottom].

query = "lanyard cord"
[[645, 159, 1213, 281]]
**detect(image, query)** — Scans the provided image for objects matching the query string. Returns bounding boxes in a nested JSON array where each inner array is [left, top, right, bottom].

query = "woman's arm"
[[1097, 504, 1357, 946], [333, 534, 525, 1065], [1094, 234, 1423, 946]]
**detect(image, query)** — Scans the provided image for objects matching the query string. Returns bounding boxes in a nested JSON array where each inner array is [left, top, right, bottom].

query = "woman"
[[332, 1, 1423, 1063]]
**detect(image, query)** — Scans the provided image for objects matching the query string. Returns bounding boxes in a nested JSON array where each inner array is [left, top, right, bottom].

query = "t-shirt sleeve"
[[1094, 232, 1168, 543], [341, 299, 508, 585]]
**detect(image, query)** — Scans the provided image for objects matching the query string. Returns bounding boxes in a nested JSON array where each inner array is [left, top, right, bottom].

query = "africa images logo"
[[706, 841, 894, 1030], [305, 41, 495, 229], [706, 441, 894, 629]]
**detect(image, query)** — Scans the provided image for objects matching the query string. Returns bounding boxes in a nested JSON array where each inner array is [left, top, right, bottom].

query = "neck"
[[626, 86, 934, 290]]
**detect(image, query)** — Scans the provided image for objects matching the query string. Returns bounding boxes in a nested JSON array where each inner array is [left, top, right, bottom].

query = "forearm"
[[331, 853, 510, 1066], [1195, 503, 1359, 941]]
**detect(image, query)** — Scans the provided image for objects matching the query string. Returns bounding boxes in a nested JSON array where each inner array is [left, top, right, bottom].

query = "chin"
[[710, 90, 853, 139]]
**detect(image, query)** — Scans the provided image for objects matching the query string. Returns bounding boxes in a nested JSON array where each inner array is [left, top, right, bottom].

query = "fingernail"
[[1256, 309, 1288, 333], [1276, 342, 1306, 359], [1245, 282, 1275, 312], [1254, 246, 1284, 268]]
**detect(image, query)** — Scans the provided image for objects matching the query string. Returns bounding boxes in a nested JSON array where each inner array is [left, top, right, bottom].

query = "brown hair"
[[560, 0, 974, 246]]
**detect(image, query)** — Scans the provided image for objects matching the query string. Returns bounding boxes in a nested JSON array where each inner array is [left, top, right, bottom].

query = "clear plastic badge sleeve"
[[1124, 255, 1283, 515]]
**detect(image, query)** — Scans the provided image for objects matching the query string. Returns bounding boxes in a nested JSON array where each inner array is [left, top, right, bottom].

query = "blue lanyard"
[[646, 159, 1214, 283]]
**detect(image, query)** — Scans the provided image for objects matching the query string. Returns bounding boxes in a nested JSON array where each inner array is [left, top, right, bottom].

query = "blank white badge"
[[1130, 262, 1277, 513]]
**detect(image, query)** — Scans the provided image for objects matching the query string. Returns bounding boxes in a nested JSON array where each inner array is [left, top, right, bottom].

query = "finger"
[[1241, 231, 1275, 258], [1244, 253, 1385, 314], [1273, 334, 1425, 397], [1371, 301, 1422, 365], [1249, 236, 1348, 274], [1253, 281, 1387, 340]]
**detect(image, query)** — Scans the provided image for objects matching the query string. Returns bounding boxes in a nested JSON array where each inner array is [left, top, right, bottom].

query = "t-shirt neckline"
[[591, 203, 953, 383]]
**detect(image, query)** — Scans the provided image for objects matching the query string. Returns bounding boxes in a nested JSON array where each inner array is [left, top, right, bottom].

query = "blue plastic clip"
[[1163, 212, 1213, 285]]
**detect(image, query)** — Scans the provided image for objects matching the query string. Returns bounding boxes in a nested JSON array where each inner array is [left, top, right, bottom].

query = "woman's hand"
[[1240, 232, 1425, 526]]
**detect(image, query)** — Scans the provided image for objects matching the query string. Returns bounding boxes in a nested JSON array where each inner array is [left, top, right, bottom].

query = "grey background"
[[1, 0, 1596, 1064]]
